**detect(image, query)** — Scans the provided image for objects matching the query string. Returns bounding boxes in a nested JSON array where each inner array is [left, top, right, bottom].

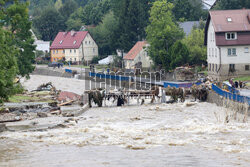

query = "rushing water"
[[0, 102, 249, 166]]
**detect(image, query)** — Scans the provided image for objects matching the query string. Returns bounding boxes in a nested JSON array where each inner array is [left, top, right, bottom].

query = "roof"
[[179, 21, 200, 36], [50, 31, 88, 49], [210, 9, 250, 32], [123, 41, 148, 60], [98, 55, 114, 65], [204, 9, 250, 45]]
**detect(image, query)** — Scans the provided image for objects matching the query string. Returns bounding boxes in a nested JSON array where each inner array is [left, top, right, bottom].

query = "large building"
[[205, 9, 250, 81], [50, 31, 98, 64], [123, 41, 152, 69]]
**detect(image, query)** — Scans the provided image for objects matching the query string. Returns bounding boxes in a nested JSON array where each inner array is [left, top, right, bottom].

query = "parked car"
[[48, 62, 63, 68]]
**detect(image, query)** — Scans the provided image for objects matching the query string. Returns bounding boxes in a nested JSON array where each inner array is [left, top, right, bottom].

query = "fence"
[[163, 82, 202, 88], [212, 84, 250, 105]]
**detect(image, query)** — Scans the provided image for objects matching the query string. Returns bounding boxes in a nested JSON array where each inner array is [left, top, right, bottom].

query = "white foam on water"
[[1, 102, 249, 156]]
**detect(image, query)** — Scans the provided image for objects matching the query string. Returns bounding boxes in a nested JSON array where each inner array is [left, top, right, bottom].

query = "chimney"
[[71, 30, 75, 36], [248, 12, 250, 24]]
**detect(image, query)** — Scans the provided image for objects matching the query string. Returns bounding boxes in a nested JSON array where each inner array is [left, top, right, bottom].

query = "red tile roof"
[[50, 31, 88, 49], [210, 9, 250, 32], [123, 41, 148, 60]]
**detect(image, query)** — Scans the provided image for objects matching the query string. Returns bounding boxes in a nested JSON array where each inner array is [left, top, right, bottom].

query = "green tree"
[[67, 0, 111, 28], [33, 8, 66, 41], [169, 0, 207, 21], [146, 0, 184, 71], [90, 12, 119, 56], [169, 41, 189, 69], [0, 28, 19, 103], [6, 1, 36, 77], [214, 0, 250, 10], [59, 0, 77, 21], [55, 0, 63, 10], [112, 0, 151, 51], [182, 28, 207, 65]]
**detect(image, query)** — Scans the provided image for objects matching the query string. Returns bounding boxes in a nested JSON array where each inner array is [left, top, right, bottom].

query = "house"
[[123, 41, 152, 69], [50, 30, 98, 64], [204, 9, 250, 81], [34, 40, 50, 54], [179, 21, 200, 36], [31, 30, 50, 54]]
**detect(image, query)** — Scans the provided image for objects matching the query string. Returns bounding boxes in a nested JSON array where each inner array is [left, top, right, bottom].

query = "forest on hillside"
[[28, 0, 250, 56]]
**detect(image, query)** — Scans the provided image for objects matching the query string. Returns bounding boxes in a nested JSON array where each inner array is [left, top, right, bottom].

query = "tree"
[[182, 28, 207, 65], [0, 28, 19, 103], [33, 8, 66, 41], [169, 0, 207, 21], [55, 0, 63, 10], [169, 41, 189, 69], [214, 0, 250, 10], [6, 1, 36, 77], [59, 0, 77, 21], [112, 0, 152, 51], [90, 12, 119, 56], [146, 0, 184, 71]]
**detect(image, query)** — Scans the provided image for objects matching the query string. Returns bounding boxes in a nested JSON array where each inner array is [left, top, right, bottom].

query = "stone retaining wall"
[[208, 90, 250, 116]]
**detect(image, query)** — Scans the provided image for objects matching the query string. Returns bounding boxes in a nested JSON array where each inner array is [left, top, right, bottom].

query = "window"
[[63, 50, 65, 54], [226, 32, 237, 40], [245, 47, 249, 53], [209, 48, 211, 57], [215, 64, 218, 72], [232, 48, 236, 55], [74, 58, 76, 62], [56, 50, 58, 54], [229, 64, 235, 72], [228, 48, 236, 56], [215, 48, 217, 57], [59, 40, 63, 44], [85, 41, 87, 44], [73, 40, 77, 44], [93, 48, 95, 53], [212, 48, 214, 57], [89, 41, 91, 44], [209, 63, 211, 71], [74, 49, 76, 53], [53, 50, 55, 54], [245, 65, 249, 71], [212, 64, 214, 72], [70, 49, 72, 53]]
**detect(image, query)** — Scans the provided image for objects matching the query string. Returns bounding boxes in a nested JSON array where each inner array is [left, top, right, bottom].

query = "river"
[[0, 102, 249, 166]]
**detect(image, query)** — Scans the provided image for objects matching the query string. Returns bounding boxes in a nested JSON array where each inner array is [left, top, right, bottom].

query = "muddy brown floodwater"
[[0, 102, 249, 167]]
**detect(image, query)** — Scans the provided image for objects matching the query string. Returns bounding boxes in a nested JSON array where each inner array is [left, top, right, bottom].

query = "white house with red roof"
[[50, 30, 98, 64], [204, 9, 250, 80], [123, 41, 152, 69]]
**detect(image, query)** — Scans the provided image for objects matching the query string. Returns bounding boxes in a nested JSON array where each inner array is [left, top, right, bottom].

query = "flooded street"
[[1, 102, 249, 166]]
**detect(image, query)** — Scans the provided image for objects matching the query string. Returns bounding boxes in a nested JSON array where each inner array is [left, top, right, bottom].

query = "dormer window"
[[59, 40, 63, 44], [226, 32, 237, 40], [73, 40, 77, 44], [227, 17, 232, 22]]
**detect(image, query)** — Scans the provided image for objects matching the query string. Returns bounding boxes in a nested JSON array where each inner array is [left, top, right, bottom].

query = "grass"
[[232, 76, 250, 82], [8, 95, 40, 103], [7, 93, 54, 103]]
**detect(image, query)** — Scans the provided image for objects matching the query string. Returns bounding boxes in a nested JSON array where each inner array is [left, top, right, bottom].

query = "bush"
[[91, 56, 101, 64]]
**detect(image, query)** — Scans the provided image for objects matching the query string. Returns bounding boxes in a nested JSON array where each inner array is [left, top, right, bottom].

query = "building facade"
[[50, 31, 98, 64], [205, 9, 250, 81], [123, 41, 152, 70]]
